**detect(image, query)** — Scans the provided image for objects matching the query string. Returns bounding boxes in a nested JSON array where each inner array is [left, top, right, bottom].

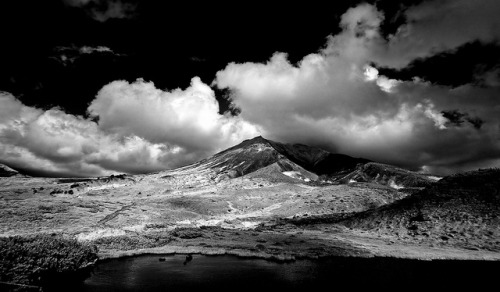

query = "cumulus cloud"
[[0, 79, 259, 177], [63, 0, 136, 22], [3, 1, 500, 177], [88, 77, 258, 153], [214, 1, 500, 175], [370, 0, 500, 68]]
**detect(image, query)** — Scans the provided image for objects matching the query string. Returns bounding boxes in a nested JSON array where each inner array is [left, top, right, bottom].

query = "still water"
[[66, 254, 498, 291]]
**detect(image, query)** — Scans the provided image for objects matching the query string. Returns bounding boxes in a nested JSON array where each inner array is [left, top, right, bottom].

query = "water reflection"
[[70, 255, 499, 292]]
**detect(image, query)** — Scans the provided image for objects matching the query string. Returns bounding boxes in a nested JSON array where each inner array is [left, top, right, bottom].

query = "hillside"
[[0, 136, 498, 286], [340, 162, 438, 189], [201, 136, 434, 189], [204, 136, 300, 181], [268, 140, 370, 178], [341, 168, 500, 251]]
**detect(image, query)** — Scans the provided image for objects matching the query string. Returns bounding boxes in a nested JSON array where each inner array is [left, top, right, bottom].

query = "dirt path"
[[98, 203, 136, 226]]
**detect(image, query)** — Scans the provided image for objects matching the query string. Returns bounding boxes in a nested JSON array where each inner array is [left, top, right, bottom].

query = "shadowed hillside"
[[268, 140, 370, 177], [342, 168, 500, 251], [340, 162, 438, 189]]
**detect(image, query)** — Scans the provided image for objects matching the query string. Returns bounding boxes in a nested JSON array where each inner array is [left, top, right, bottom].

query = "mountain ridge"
[[0, 163, 20, 177], [202, 136, 436, 188], [0, 136, 439, 190]]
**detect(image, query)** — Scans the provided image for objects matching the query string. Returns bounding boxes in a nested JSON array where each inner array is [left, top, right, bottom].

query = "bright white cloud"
[[363, 65, 379, 81], [2, 1, 500, 177], [363, 65, 399, 92], [214, 2, 500, 174], [0, 79, 259, 176], [88, 77, 258, 152]]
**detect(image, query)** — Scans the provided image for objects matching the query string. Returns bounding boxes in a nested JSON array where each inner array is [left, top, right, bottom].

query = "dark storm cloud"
[[63, 0, 136, 22], [441, 110, 484, 129]]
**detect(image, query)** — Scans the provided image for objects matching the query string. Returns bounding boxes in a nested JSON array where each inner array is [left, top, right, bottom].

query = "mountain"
[[267, 140, 370, 177], [196, 136, 436, 189], [1, 136, 497, 267], [196, 135, 370, 183], [341, 168, 500, 251], [193, 136, 317, 182], [340, 162, 438, 189], [0, 163, 20, 177], [0, 136, 435, 190]]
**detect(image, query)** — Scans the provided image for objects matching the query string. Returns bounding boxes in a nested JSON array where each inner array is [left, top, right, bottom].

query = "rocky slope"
[[198, 136, 315, 182], [193, 136, 435, 189]]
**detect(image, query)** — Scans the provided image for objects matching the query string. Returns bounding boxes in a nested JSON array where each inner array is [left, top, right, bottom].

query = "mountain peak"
[[245, 135, 269, 144], [209, 136, 369, 180], [223, 135, 272, 152], [192, 136, 434, 188]]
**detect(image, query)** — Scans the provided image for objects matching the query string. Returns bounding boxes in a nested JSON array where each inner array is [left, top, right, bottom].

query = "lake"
[[58, 254, 499, 291]]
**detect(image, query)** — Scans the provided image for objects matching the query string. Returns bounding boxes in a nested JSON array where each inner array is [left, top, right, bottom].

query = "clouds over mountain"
[[1, 0, 499, 176], [214, 1, 500, 175], [0, 79, 258, 177]]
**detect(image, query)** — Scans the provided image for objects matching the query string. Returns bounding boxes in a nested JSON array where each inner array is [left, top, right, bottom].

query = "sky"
[[0, 0, 499, 177]]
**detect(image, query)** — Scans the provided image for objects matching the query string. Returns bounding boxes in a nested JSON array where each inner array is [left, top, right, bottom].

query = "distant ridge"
[[0, 163, 20, 177], [340, 162, 436, 188], [267, 139, 369, 177], [341, 168, 500, 251]]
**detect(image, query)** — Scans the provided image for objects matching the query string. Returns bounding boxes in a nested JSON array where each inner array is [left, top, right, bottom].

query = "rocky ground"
[[1, 162, 499, 264]]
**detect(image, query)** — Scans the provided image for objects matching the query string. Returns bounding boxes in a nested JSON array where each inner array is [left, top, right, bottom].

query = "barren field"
[[1, 163, 498, 262]]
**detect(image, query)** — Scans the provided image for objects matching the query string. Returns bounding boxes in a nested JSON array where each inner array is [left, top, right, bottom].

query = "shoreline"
[[96, 243, 500, 263]]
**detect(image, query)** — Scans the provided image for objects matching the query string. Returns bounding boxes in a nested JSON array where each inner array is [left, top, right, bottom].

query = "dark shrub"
[[0, 234, 98, 287]]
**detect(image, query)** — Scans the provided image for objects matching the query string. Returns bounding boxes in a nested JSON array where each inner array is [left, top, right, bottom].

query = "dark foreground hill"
[[341, 168, 500, 251]]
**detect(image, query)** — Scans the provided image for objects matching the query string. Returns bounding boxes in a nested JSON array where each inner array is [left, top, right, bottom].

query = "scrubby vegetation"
[[342, 168, 500, 251], [0, 234, 98, 287], [94, 233, 172, 250]]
